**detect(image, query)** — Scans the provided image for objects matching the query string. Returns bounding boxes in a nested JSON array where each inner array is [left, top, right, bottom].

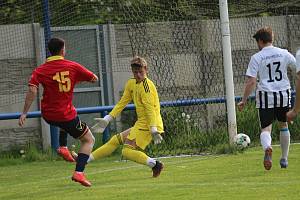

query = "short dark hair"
[[253, 26, 273, 43], [48, 37, 65, 56]]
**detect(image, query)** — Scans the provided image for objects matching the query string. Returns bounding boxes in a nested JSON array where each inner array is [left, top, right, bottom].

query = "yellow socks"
[[122, 145, 156, 167], [91, 134, 122, 160], [91, 134, 156, 168]]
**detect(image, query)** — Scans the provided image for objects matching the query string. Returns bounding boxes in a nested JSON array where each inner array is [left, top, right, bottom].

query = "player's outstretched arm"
[[91, 115, 113, 133], [91, 81, 132, 133], [19, 86, 37, 127]]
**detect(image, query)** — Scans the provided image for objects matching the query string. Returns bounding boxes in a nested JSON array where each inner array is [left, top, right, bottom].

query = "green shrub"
[[147, 107, 232, 156], [0, 142, 59, 166]]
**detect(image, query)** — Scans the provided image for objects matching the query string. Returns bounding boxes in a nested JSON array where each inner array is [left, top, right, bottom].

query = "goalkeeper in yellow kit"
[[73, 56, 164, 177]]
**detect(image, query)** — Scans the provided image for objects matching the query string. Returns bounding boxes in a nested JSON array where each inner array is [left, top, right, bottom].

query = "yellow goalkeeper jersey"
[[109, 77, 164, 132]]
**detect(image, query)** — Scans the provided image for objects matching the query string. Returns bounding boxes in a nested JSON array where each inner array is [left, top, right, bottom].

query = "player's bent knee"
[[124, 138, 137, 148], [87, 130, 95, 145], [86, 132, 95, 149], [90, 132, 95, 144], [261, 125, 272, 132], [80, 130, 95, 144], [278, 122, 288, 129]]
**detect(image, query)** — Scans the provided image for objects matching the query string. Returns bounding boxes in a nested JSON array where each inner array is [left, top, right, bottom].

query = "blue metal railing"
[[1, 93, 295, 121], [2, 98, 231, 149], [0, 93, 295, 149], [0, 96, 246, 120]]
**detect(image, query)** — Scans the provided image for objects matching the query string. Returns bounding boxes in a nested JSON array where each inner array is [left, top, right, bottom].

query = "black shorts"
[[259, 107, 289, 129], [45, 116, 89, 139]]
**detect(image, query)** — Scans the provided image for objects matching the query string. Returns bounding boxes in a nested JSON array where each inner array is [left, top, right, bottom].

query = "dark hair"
[[253, 26, 273, 43], [48, 37, 65, 56]]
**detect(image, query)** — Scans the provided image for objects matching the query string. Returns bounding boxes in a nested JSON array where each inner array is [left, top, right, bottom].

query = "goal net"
[[1, 0, 300, 154]]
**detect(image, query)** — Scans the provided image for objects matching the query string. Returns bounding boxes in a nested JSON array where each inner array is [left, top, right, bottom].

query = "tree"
[[0, 0, 299, 26]]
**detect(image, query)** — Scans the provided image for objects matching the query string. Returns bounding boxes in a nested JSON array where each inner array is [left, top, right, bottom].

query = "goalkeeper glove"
[[150, 126, 163, 145], [91, 115, 113, 133]]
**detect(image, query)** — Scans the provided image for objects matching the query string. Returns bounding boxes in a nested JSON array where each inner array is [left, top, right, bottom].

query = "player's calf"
[[71, 151, 95, 163]]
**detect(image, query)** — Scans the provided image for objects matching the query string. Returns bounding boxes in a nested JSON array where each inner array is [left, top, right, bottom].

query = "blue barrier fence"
[[0, 96, 245, 147], [0, 96, 246, 120], [0, 94, 295, 150]]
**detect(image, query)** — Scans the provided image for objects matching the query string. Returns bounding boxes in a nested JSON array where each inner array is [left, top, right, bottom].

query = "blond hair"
[[131, 56, 147, 68]]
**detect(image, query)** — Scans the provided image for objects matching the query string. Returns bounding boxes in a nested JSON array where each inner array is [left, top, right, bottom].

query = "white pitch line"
[[6, 143, 300, 187], [10, 155, 210, 187]]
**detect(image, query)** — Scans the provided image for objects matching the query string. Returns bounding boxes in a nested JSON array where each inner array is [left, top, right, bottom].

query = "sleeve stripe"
[[28, 83, 38, 88], [143, 79, 150, 93]]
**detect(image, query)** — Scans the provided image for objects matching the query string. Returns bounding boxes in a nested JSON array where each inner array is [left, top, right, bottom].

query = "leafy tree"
[[0, 0, 299, 26]]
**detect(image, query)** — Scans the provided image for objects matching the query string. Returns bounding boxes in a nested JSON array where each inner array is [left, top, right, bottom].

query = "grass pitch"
[[1, 144, 300, 200]]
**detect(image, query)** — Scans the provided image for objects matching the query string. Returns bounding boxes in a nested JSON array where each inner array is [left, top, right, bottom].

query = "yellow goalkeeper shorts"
[[127, 126, 152, 150]]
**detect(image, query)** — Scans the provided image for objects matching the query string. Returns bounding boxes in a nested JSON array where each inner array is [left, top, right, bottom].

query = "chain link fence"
[[1, 0, 300, 154]]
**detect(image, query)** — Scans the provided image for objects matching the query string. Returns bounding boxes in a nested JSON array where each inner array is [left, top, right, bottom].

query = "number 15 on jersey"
[[52, 71, 71, 92]]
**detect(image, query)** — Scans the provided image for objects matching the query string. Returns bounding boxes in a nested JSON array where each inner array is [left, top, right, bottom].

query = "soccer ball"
[[234, 133, 251, 148]]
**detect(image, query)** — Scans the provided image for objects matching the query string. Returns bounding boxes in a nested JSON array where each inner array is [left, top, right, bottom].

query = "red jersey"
[[29, 56, 96, 121]]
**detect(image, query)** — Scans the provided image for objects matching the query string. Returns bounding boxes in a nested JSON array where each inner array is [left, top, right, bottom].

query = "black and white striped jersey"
[[246, 45, 299, 108], [255, 89, 291, 109]]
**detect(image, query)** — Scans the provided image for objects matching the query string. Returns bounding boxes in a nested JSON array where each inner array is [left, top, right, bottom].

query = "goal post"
[[219, 0, 237, 144]]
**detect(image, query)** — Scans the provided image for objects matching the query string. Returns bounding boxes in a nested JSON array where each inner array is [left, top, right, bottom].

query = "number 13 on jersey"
[[52, 71, 71, 92], [266, 62, 282, 82]]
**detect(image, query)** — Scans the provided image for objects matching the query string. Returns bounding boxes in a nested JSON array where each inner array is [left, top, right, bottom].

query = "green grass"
[[1, 144, 300, 200]]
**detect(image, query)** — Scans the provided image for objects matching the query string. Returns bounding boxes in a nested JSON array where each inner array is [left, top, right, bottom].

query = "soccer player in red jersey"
[[18, 37, 98, 187]]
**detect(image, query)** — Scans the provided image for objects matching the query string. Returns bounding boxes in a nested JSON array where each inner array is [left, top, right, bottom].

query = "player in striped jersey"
[[73, 56, 164, 177], [238, 27, 299, 170]]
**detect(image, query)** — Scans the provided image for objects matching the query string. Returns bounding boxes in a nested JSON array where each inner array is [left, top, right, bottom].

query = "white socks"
[[104, 115, 113, 122], [280, 128, 290, 160], [260, 131, 272, 151], [260, 128, 290, 160], [146, 157, 156, 168]]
